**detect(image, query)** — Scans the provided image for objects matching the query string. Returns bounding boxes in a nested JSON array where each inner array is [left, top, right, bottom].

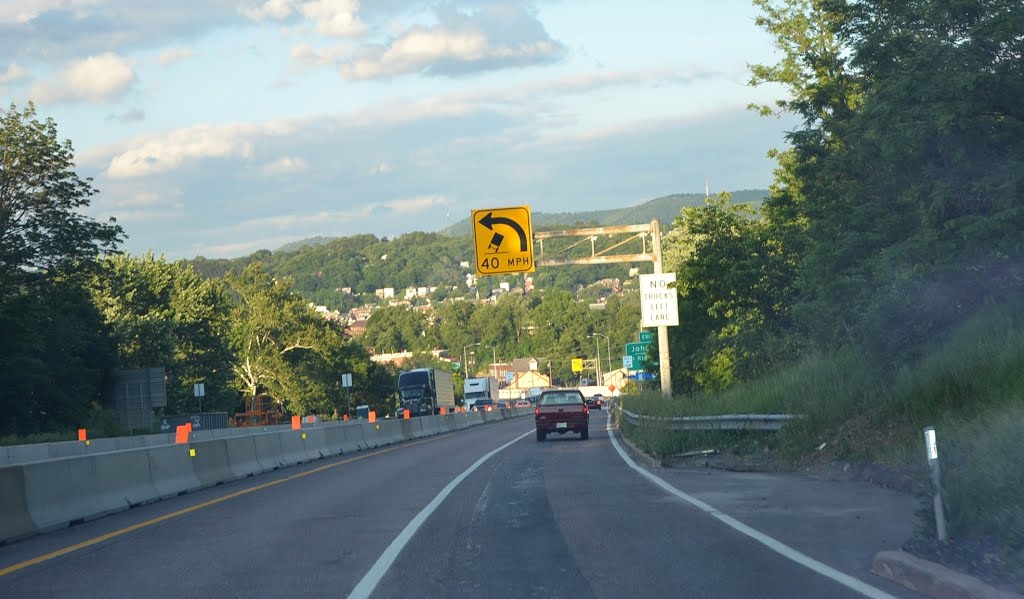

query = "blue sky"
[[1, 0, 791, 258]]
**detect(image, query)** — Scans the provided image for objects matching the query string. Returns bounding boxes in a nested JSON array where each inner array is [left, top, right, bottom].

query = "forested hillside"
[[186, 191, 767, 309]]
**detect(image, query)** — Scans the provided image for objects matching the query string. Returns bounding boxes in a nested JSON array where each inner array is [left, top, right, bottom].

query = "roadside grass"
[[618, 299, 1024, 562]]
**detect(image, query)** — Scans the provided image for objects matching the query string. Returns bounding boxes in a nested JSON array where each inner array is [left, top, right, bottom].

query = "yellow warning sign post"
[[472, 206, 535, 276]]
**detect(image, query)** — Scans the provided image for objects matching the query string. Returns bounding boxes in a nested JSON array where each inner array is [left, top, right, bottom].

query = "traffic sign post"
[[472, 206, 535, 276]]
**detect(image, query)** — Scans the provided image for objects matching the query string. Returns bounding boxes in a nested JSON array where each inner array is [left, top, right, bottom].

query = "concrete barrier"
[[278, 430, 308, 467], [418, 416, 441, 438], [301, 428, 329, 461], [343, 423, 368, 451], [252, 432, 286, 471], [190, 440, 235, 487], [90, 448, 160, 510], [437, 415, 453, 434], [22, 456, 109, 533], [0, 466, 36, 543], [361, 423, 383, 449], [322, 426, 348, 455], [223, 436, 264, 478], [146, 445, 202, 499], [399, 419, 416, 441], [375, 420, 405, 446]]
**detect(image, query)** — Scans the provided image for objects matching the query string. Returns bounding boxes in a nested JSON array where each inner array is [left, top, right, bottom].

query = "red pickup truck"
[[535, 389, 589, 441]]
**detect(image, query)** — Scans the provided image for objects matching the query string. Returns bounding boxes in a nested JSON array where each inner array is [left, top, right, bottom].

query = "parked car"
[[535, 389, 589, 441]]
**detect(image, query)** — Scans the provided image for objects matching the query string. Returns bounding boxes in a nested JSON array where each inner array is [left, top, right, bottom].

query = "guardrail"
[[617, 407, 799, 431]]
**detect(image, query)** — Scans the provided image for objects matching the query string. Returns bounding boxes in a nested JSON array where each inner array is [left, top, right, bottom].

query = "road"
[[0, 412, 922, 598]]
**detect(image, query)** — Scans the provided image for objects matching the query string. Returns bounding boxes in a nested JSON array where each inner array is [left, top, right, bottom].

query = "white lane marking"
[[346, 428, 534, 599], [606, 423, 899, 599]]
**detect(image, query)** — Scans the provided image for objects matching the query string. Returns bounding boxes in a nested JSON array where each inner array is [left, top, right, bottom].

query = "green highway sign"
[[638, 331, 654, 344], [625, 342, 649, 360]]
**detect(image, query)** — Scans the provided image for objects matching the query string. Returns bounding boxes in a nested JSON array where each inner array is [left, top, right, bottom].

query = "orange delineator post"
[[403, 409, 410, 420], [174, 425, 189, 444], [291, 416, 301, 430], [368, 411, 376, 423], [78, 428, 87, 442]]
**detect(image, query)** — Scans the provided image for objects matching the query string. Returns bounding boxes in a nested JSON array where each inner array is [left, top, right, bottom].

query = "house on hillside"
[[348, 319, 368, 338]]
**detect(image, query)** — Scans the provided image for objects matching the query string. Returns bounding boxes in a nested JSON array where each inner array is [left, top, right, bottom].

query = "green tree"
[[91, 253, 235, 414], [0, 102, 123, 290], [0, 103, 124, 435], [226, 263, 368, 416]]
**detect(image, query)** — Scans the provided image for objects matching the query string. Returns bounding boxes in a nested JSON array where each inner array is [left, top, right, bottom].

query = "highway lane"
[[372, 411, 919, 599], [0, 419, 534, 599], [0, 411, 921, 599]]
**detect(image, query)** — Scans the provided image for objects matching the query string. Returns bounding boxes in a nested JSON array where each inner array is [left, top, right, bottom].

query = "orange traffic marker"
[[78, 429, 87, 442], [343, 414, 349, 422], [185, 422, 193, 433], [174, 425, 189, 444], [403, 409, 410, 420], [291, 416, 301, 430], [368, 411, 377, 423], [306, 415, 314, 424], [440, 407, 447, 415]]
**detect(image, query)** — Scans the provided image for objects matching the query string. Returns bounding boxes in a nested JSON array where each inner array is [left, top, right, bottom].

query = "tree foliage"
[[0, 102, 123, 290]]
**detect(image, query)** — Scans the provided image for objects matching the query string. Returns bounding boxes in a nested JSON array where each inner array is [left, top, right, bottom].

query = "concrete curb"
[[872, 550, 1023, 599]]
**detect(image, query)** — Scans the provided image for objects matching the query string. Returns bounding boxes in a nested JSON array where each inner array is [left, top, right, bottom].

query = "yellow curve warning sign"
[[472, 206, 535, 276]]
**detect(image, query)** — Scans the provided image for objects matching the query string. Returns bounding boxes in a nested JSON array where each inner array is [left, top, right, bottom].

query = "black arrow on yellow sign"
[[478, 212, 527, 251]]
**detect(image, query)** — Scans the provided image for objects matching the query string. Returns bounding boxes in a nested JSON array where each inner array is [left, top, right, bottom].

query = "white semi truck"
[[463, 376, 499, 411]]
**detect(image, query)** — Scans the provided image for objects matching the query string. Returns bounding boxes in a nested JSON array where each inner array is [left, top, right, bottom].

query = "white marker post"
[[923, 426, 947, 541]]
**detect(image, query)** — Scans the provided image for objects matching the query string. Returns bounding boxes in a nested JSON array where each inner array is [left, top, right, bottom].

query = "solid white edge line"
[[346, 428, 534, 599], [606, 416, 899, 599]]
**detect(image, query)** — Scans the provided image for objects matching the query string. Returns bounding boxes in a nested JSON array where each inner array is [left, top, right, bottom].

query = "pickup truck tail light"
[[583, 405, 589, 415], [534, 407, 540, 415]]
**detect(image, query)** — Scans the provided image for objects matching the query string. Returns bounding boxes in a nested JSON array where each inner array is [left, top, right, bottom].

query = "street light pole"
[[462, 342, 481, 376], [593, 336, 602, 384], [591, 333, 612, 379]]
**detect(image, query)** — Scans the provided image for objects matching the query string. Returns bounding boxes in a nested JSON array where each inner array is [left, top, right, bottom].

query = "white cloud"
[[241, 0, 364, 37], [107, 125, 259, 178], [291, 43, 353, 67], [338, 4, 564, 80], [0, 63, 27, 84], [300, 0, 364, 37], [260, 156, 308, 176], [386, 194, 452, 213], [158, 48, 197, 65], [32, 52, 137, 104]]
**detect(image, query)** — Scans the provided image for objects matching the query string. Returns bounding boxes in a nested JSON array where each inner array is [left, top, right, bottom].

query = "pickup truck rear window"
[[539, 392, 584, 406]]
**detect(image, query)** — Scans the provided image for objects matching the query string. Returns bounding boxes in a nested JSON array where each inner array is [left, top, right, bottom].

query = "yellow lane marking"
[[0, 434, 450, 577]]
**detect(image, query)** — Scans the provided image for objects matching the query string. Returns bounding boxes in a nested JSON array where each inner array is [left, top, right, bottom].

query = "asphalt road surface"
[[0, 412, 922, 599]]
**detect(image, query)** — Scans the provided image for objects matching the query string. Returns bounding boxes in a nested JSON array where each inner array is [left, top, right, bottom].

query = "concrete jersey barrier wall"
[[0, 409, 530, 545]]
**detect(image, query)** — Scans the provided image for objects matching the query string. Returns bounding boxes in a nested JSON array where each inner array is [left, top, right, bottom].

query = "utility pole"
[[650, 220, 673, 397]]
